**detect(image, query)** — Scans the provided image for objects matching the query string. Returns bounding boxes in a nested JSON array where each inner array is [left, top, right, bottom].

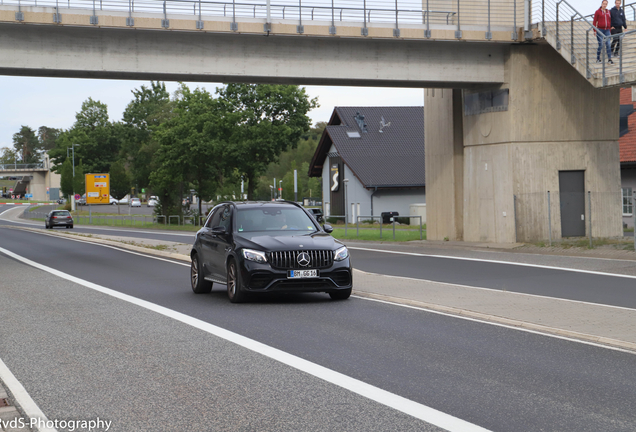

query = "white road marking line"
[[349, 246, 636, 279], [0, 207, 193, 237], [353, 269, 636, 313], [0, 358, 58, 432], [0, 246, 491, 432], [0, 208, 19, 218], [7, 228, 190, 267], [351, 295, 636, 356]]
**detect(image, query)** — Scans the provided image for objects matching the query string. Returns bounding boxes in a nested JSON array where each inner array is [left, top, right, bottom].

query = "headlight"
[[334, 246, 349, 261], [242, 249, 268, 263]]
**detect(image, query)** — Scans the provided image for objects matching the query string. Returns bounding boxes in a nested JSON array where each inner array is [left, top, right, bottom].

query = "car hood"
[[236, 232, 341, 251]]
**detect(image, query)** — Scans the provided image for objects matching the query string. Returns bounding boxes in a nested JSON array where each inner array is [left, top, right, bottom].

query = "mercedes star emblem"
[[297, 252, 311, 267]]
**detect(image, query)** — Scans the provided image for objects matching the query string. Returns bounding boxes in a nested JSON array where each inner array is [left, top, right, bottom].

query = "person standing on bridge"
[[594, 0, 614, 64], [610, 0, 627, 58]]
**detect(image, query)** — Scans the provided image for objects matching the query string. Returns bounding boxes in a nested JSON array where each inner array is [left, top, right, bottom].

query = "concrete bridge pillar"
[[424, 88, 464, 241], [425, 43, 623, 243]]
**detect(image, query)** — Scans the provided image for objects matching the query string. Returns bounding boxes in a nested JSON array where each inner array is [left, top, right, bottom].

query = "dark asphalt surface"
[[1, 227, 636, 431], [348, 247, 636, 309], [0, 204, 195, 243], [3, 204, 636, 309]]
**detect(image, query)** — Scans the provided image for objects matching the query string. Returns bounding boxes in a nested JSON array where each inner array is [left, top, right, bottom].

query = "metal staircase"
[[537, 0, 636, 87]]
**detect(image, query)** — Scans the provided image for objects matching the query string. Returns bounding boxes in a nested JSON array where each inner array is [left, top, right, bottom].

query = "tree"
[[216, 84, 318, 199], [109, 160, 131, 214], [60, 158, 73, 199], [38, 127, 61, 152], [49, 98, 122, 174], [0, 147, 18, 165], [121, 82, 173, 192], [152, 84, 222, 218], [255, 122, 325, 200], [12, 126, 40, 164]]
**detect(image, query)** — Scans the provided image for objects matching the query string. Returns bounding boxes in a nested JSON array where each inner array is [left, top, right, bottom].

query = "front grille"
[[269, 250, 334, 269]]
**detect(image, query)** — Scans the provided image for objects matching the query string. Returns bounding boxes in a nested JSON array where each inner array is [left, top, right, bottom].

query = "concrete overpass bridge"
[[0, 0, 629, 242], [0, 163, 60, 201]]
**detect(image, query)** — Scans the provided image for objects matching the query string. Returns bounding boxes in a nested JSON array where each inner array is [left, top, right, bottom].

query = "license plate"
[[288, 269, 318, 279]]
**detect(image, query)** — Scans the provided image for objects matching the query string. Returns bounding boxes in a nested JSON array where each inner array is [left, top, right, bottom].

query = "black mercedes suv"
[[190, 201, 352, 303]]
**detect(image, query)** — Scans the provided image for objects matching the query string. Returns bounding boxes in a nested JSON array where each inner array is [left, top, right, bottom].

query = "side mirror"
[[323, 224, 333, 234], [211, 226, 227, 235]]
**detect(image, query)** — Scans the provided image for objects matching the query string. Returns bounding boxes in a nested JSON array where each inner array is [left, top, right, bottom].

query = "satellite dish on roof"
[[379, 116, 391, 133]]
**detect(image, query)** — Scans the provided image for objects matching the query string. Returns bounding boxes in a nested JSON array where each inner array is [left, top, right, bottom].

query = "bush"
[[326, 217, 344, 225]]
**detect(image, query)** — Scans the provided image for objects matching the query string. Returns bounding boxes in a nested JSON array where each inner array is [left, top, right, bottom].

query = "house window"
[[622, 187, 633, 215]]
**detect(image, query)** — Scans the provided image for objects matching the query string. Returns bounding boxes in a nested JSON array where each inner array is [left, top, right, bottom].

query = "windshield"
[[236, 207, 318, 237], [52, 211, 70, 216]]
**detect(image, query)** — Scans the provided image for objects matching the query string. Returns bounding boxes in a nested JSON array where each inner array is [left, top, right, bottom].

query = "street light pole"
[[269, 185, 273, 201], [279, 180, 282, 201]]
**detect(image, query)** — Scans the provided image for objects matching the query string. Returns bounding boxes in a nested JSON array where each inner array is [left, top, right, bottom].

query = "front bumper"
[[239, 259, 352, 293]]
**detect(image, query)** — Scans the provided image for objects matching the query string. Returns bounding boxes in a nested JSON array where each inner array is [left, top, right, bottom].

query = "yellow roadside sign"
[[85, 173, 110, 205]]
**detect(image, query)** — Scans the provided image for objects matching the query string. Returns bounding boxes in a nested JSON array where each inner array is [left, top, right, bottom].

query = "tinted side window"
[[205, 207, 221, 228], [218, 206, 232, 231]]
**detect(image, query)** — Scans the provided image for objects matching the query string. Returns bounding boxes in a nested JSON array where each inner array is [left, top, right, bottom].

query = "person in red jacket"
[[593, 0, 614, 64]]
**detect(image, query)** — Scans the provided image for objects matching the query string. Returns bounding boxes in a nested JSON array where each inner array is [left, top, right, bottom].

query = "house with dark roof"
[[619, 88, 636, 228], [308, 106, 425, 223]]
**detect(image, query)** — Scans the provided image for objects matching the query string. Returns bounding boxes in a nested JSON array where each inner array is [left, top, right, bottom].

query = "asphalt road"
[[3, 204, 636, 310], [0, 205, 195, 243], [1, 226, 635, 431]]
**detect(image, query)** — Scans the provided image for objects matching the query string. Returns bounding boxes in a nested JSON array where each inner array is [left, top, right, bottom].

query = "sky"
[[0, 77, 425, 151], [0, 0, 607, 152]]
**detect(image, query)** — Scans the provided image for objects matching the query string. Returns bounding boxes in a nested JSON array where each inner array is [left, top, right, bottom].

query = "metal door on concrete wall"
[[559, 170, 586, 237], [329, 156, 344, 216]]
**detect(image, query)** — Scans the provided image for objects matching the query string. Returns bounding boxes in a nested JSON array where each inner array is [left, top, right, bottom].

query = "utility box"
[[409, 203, 426, 226]]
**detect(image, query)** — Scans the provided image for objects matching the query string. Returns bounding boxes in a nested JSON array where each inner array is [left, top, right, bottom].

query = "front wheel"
[[329, 288, 352, 300], [227, 260, 247, 303], [191, 254, 212, 294]]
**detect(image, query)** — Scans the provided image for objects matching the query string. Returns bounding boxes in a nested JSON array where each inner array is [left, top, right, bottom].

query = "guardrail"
[[0, 163, 45, 170], [536, 0, 636, 87], [1, 0, 523, 40]]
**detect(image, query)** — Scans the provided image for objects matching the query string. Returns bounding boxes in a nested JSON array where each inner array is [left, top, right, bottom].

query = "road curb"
[[9, 226, 636, 353], [8, 226, 191, 263], [352, 289, 636, 353]]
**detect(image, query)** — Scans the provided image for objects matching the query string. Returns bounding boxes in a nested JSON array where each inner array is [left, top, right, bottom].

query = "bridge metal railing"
[[0, 0, 523, 40], [535, 0, 636, 87], [0, 163, 44, 170]]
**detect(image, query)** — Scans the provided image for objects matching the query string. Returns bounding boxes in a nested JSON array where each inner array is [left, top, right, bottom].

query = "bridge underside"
[[0, 22, 505, 88]]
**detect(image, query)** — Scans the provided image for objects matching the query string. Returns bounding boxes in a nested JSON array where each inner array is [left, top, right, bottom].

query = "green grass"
[[330, 227, 425, 242], [71, 216, 201, 231], [328, 222, 426, 231]]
